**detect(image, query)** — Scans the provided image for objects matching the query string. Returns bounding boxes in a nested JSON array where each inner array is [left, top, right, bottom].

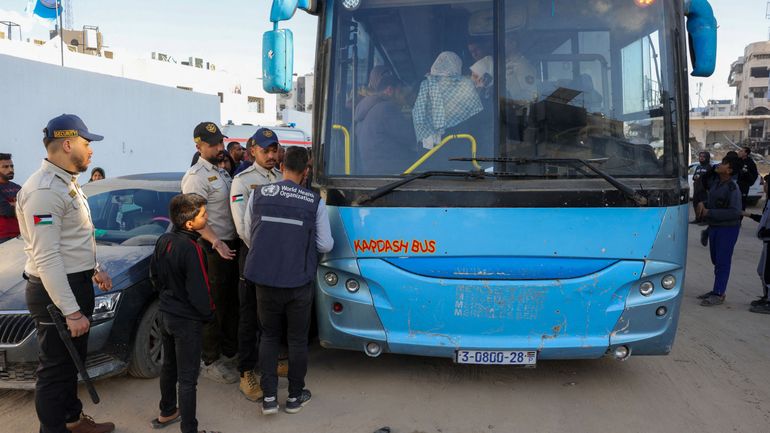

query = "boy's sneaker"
[[285, 389, 312, 414], [700, 293, 725, 306], [200, 358, 238, 384], [239, 370, 263, 401], [262, 396, 279, 415], [696, 291, 715, 300], [700, 229, 709, 247], [750, 296, 768, 307], [749, 303, 770, 314]]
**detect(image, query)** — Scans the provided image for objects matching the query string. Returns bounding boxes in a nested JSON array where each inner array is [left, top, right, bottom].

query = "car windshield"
[[322, 0, 681, 179], [87, 188, 176, 245]]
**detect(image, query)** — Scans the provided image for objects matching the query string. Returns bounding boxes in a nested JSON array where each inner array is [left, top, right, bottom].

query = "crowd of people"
[[691, 147, 770, 312], [9, 115, 331, 433], [6, 113, 770, 433]]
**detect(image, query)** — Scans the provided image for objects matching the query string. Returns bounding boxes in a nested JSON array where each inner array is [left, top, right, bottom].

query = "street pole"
[[56, 0, 64, 67]]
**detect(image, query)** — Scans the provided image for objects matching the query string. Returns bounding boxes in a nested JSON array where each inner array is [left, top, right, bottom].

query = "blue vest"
[[244, 180, 321, 288]]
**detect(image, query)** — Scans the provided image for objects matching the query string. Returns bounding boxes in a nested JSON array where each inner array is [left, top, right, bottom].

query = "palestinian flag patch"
[[34, 214, 53, 226], [231, 194, 244, 203]]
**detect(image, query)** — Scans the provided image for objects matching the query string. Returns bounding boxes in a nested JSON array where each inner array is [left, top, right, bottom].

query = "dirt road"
[[2, 214, 769, 433]]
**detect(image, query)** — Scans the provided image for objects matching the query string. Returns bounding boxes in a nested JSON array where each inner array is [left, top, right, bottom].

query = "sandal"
[[151, 411, 181, 429]]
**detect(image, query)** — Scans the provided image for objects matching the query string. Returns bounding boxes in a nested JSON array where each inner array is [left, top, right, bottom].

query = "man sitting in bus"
[[354, 66, 419, 175]]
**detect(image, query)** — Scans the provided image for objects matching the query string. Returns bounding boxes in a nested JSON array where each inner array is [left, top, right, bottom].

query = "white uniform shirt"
[[182, 158, 236, 241], [17, 160, 97, 315], [229, 163, 282, 245]]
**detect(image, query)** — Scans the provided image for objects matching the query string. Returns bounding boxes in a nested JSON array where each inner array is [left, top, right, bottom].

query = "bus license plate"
[[455, 350, 537, 366]]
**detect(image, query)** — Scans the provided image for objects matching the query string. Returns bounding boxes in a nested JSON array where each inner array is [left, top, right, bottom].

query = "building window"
[[750, 67, 770, 78], [248, 96, 265, 113], [753, 54, 770, 60], [750, 87, 768, 99]]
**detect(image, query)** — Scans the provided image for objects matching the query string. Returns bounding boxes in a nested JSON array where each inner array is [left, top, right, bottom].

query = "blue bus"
[[262, 0, 716, 364]]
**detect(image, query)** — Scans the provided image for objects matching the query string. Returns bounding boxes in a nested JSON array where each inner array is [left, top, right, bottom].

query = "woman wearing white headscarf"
[[412, 51, 483, 150], [470, 55, 494, 102]]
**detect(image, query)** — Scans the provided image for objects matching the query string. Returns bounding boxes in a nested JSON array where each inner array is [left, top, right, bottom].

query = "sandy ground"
[[1, 207, 770, 433]]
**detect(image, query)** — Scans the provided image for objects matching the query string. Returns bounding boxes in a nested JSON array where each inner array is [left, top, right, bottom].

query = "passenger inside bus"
[[354, 66, 418, 175], [412, 51, 482, 157]]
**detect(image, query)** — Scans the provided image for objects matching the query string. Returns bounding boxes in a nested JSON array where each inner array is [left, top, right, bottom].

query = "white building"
[[277, 73, 314, 119], [0, 26, 278, 126], [728, 41, 770, 116]]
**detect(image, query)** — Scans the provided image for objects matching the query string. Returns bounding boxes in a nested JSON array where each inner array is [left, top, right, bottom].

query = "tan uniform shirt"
[[230, 164, 282, 244], [182, 158, 236, 241], [17, 160, 96, 316]]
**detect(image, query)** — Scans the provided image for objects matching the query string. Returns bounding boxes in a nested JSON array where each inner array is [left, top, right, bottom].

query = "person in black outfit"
[[743, 174, 770, 313], [691, 151, 713, 224], [737, 146, 759, 211], [244, 147, 334, 415], [150, 193, 220, 433]]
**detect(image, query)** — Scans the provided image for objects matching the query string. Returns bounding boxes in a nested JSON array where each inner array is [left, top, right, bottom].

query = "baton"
[[46, 304, 100, 404]]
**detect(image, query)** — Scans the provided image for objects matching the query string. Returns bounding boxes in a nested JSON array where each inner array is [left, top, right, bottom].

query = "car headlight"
[[92, 292, 122, 321]]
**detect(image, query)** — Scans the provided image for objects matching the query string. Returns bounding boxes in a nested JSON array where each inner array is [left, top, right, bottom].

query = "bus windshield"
[[322, 0, 682, 179]]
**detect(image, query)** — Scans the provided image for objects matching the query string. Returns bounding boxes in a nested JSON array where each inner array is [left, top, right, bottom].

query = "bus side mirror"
[[270, 0, 317, 22], [262, 29, 294, 94], [685, 0, 717, 77]]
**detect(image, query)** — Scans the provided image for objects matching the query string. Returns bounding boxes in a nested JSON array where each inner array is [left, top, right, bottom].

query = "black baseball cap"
[[45, 114, 104, 142], [193, 122, 227, 145], [251, 128, 280, 149]]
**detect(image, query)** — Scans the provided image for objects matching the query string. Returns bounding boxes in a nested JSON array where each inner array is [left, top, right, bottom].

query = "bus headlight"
[[639, 281, 654, 296], [324, 272, 338, 286], [92, 292, 121, 321], [613, 345, 630, 360], [661, 275, 676, 290], [345, 279, 360, 293]]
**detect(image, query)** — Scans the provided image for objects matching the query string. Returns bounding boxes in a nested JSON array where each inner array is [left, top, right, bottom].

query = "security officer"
[[17, 114, 115, 433], [244, 146, 334, 415], [181, 122, 239, 384], [229, 128, 283, 401]]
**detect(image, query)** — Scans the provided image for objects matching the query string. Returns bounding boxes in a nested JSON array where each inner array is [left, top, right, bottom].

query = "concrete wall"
[[1, 53, 220, 182]]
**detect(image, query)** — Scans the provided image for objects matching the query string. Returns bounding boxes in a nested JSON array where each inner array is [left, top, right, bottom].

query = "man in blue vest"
[[244, 146, 333, 415]]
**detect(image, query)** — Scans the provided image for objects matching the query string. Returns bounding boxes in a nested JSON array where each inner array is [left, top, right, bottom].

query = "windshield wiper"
[[454, 157, 648, 206], [354, 170, 485, 205]]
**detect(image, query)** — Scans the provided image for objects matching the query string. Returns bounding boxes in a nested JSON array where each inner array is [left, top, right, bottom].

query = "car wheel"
[[127, 300, 163, 378]]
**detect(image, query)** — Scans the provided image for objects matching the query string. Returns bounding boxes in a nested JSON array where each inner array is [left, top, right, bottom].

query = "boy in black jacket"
[[149, 193, 219, 433]]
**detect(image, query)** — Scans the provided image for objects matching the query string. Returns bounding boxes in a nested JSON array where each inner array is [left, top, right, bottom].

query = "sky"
[[0, 0, 768, 106], [0, 0, 320, 76]]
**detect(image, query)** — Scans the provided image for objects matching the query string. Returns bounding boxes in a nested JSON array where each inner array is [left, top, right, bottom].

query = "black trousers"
[[199, 239, 239, 363], [256, 283, 313, 398], [237, 243, 260, 373], [159, 312, 202, 433], [25, 271, 94, 433]]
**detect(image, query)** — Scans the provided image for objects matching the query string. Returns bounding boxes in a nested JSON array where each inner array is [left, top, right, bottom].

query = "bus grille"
[[0, 314, 35, 345]]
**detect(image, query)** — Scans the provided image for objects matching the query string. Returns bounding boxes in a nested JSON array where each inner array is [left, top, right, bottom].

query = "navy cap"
[[250, 128, 280, 149], [45, 114, 104, 142], [194, 122, 227, 145]]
